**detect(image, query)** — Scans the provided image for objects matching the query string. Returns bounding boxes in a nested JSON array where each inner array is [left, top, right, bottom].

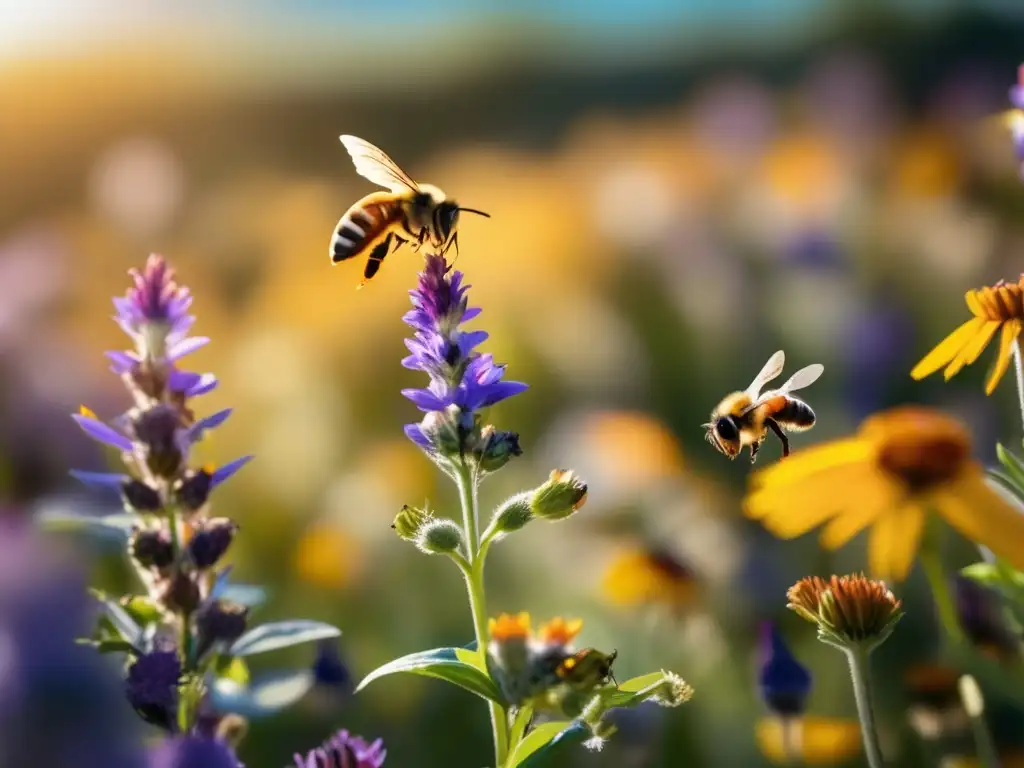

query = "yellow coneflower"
[[602, 547, 698, 610], [745, 406, 1024, 581], [910, 276, 1024, 394], [755, 715, 862, 766]]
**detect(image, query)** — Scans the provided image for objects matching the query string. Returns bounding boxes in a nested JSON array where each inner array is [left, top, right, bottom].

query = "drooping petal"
[[867, 502, 925, 581], [401, 388, 448, 412], [936, 470, 1024, 572], [404, 423, 432, 450], [211, 455, 254, 487], [985, 319, 1021, 395], [910, 318, 984, 380], [72, 414, 133, 452], [69, 469, 130, 491], [818, 469, 900, 549], [746, 466, 861, 536], [944, 320, 1000, 379], [186, 373, 219, 397], [167, 369, 203, 393]]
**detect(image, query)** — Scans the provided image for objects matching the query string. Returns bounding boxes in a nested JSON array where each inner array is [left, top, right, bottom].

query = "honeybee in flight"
[[330, 135, 490, 287], [703, 350, 824, 463]]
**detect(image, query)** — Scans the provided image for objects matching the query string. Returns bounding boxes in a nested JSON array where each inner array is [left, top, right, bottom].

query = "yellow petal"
[[745, 463, 861, 526], [910, 317, 984, 380], [749, 439, 872, 490], [755, 716, 862, 766], [936, 471, 1024, 572], [944, 321, 1000, 379], [965, 289, 984, 317], [868, 502, 925, 581], [985, 319, 1021, 395], [819, 472, 898, 549]]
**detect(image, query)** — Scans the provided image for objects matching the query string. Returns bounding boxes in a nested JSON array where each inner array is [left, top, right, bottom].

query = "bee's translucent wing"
[[775, 363, 824, 395], [744, 350, 786, 400], [339, 135, 420, 194]]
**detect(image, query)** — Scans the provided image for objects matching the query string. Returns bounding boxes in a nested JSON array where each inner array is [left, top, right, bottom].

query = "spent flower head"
[[787, 574, 903, 651]]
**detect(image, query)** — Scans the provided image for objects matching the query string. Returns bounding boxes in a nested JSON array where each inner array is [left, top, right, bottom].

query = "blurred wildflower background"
[[8, 0, 1024, 765]]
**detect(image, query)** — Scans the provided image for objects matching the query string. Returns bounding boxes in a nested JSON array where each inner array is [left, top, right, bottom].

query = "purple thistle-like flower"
[[294, 729, 386, 768], [757, 622, 812, 717], [402, 254, 526, 460], [125, 650, 182, 731], [148, 736, 240, 768]]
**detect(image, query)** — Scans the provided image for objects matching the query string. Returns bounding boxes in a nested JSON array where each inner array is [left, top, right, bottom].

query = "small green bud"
[[476, 426, 522, 473], [416, 519, 464, 555], [490, 493, 533, 536], [531, 469, 588, 521], [393, 504, 431, 541]]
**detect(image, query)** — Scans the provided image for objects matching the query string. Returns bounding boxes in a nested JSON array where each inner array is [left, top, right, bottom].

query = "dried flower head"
[[911, 275, 1024, 394], [787, 574, 903, 650]]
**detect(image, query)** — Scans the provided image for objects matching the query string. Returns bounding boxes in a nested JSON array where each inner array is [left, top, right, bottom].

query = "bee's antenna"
[[457, 207, 491, 218]]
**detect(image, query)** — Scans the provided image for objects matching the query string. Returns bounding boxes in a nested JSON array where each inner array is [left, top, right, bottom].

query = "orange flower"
[[745, 406, 1024, 581], [537, 617, 583, 646], [911, 277, 1024, 394], [487, 612, 532, 642]]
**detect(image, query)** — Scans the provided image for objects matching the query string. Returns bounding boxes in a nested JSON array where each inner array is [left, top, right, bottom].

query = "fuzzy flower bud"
[[476, 426, 522, 473], [392, 504, 431, 541], [195, 600, 248, 659], [175, 467, 214, 512], [531, 469, 588, 521], [187, 517, 238, 570], [415, 519, 464, 555], [129, 526, 175, 571], [489, 493, 533, 536], [131, 404, 184, 478], [788, 574, 903, 651], [156, 571, 202, 614]]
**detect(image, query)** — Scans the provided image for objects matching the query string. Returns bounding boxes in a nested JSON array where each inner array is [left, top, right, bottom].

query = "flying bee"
[[556, 648, 619, 689], [330, 135, 490, 287], [703, 350, 824, 463]]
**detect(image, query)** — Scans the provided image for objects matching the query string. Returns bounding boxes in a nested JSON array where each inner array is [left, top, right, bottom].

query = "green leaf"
[[229, 620, 340, 657], [210, 670, 314, 719], [996, 444, 1024, 493], [96, 596, 144, 651], [961, 561, 1024, 593], [509, 721, 588, 767], [38, 511, 136, 539], [119, 596, 163, 628], [508, 706, 534, 752], [355, 647, 503, 703]]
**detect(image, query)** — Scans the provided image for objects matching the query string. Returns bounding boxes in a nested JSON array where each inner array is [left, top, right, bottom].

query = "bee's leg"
[[358, 233, 394, 288], [749, 441, 760, 464], [766, 418, 790, 458]]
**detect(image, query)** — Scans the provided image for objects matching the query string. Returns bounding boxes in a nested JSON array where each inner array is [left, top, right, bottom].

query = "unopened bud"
[[195, 600, 248, 658], [476, 427, 522, 473], [393, 505, 431, 541], [176, 468, 213, 511], [188, 517, 238, 569], [122, 479, 162, 512], [131, 405, 184, 478], [415, 519, 464, 555], [417, 405, 475, 458], [156, 571, 201, 614], [489, 493, 533, 537], [651, 671, 694, 707], [531, 469, 588, 521], [129, 526, 174, 570]]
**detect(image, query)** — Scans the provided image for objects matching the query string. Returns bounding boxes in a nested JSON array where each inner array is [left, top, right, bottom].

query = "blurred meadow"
[[7, 0, 1024, 765]]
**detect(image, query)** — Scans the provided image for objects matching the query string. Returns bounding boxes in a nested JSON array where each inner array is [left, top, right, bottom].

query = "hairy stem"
[[456, 463, 509, 765], [844, 646, 886, 768]]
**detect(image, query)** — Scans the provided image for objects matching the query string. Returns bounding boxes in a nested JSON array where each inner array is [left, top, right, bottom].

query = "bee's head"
[[704, 415, 741, 458], [433, 200, 459, 244]]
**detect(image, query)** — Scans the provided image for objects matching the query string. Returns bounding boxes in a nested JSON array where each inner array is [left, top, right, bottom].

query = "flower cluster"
[[402, 253, 525, 471], [294, 729, 387, 768]]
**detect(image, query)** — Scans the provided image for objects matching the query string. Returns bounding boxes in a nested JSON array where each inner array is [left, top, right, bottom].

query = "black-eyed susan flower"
[[602, 546, 698, 610], [745, 407, 1024, 581], [910, 276, 1024, 395], [755, 716, 862, 766]]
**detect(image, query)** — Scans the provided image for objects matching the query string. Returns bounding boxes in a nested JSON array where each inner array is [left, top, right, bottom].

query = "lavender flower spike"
[[294, 729, 386, 768], [403, 254, 526, 469]]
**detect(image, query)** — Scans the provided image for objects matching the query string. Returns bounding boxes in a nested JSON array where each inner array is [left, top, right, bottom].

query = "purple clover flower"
[[757, 622, 812, 717], [293, 729, 386, 768], [402, 254, 526, 462]]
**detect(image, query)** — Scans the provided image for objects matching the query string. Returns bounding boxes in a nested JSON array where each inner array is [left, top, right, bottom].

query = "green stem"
[[920, 520, 964, 645], [169, 509, 195, 730], [455, 463, 509, 766], [1013, 341, 1024, 437], [843, 646, 886, 768], [960, 674, 1001, 768]]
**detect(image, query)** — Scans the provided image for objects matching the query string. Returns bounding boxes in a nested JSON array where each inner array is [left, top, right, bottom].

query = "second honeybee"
[[703, 350, 824, 463]]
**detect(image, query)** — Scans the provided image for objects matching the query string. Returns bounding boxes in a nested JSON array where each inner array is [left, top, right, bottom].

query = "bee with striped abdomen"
[[330, 135, 490, 287], [703, 350, 824, 463]]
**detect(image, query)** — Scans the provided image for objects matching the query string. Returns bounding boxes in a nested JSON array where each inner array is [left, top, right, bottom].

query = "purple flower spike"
[[402, 254, 526, 460], [294, 729, 386, 768], [757, 622, 812, 717], [116, 255, 193, 343]]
